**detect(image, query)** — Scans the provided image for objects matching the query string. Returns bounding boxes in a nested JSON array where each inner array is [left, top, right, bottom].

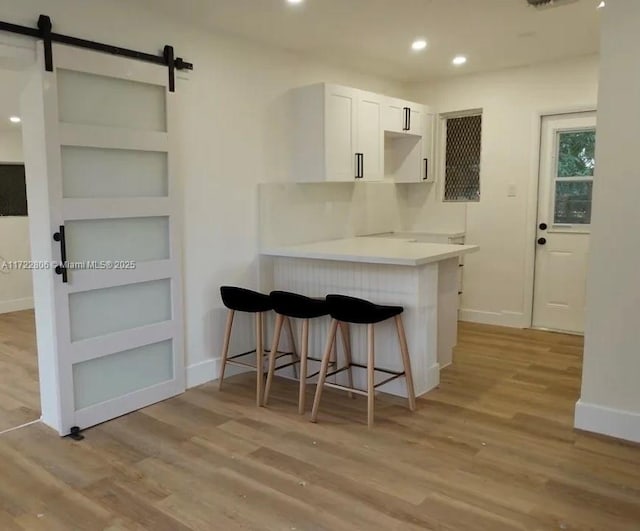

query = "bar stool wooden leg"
[[330, 334, 338, 368], [263, 313, 284, 406], [395, 315, 417, 412], [311, 319, 339, 423], [338, 322, 354, 399], [218, 309, 235, 390], [298, 319, 309, 414], [367, 323, 375, 429], [255, 312, 265, 407], [285, 317, 300, 380]]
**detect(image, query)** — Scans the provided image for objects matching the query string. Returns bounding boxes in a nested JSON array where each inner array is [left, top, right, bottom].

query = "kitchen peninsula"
[[261, 237, 478, 398]]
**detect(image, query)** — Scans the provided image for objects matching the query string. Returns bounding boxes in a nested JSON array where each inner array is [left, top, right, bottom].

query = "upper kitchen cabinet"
[[292, 84, 384, 182], [384, 97, 425, 135], [422, 112, 436, 182], [386, 110, 436, 183]]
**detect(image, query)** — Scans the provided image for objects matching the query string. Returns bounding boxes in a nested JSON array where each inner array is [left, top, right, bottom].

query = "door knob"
[[539, 223, 548, 230], [537, 237, 547, 245]]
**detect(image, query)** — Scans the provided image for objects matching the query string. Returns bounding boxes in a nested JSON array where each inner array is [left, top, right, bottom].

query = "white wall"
[[1, 0, 406, 385], [575, 1, 640, 443], [0, 129, 23, 161], [404, 56, 599, 327], [258, 182, 398, 249], [0, 128, 33, 313]]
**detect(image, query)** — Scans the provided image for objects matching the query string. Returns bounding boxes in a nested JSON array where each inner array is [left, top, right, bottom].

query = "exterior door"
[[21, 43, 184, 435], [533, 112, 596, 334]]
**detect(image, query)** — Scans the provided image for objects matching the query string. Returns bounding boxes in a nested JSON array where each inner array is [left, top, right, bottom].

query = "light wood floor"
[[0, 310, 39, 432], [1, 322, 639, 530]]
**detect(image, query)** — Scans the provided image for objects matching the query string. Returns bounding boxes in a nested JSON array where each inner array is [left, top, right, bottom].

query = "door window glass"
[[553, 129, 595, 225]]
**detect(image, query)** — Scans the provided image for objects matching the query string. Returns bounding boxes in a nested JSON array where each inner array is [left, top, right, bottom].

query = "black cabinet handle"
[[423, 158, 429, 180], [537, 237, 547, 245], [403, 107, 411, 131], [355, 153, 364, 179], [539, 222, 548, 230], [53, 225, 68, 283]]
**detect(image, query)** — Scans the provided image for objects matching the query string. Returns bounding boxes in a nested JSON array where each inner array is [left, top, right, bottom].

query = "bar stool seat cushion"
[[326, 294, 403, 324], [220, 286, 272, 313], [270, 291, 330, 319]]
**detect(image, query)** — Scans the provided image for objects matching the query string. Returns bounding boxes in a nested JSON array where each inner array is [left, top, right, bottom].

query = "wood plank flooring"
[[1, 322, 639, 530], [0, 310, 39, 432]]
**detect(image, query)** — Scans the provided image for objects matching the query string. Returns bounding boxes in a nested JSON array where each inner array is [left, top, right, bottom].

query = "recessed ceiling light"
[[411, 39, 428, 51], [597, 1, 605, 8], [287, 0, 304, 4], [452, 55, 467, 66], [9, 116, 21, 123]]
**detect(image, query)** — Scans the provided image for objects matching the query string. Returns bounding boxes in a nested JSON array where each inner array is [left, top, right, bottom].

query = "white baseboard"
[[0, 297, 34, 314], [459, 308, 526, 328], [575, 399, 640, 443], [186, 359, 217, 388], [185, 358, 251, 389]]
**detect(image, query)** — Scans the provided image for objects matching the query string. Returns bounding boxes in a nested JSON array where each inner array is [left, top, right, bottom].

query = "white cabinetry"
[[384, 97, 424, 135], [292, 84, 435, 184], [385, 111, 436, 183], [356, 90, 384, 182], [422, 112, 436, 183], [292, 84, 383, 182]]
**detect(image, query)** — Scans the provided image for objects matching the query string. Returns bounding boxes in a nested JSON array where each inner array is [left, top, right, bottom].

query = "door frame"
[[0, 37, 43, 431], [523, 105, 597, 329]]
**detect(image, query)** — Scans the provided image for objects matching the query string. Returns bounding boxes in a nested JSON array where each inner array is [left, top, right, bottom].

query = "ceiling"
[[135, 0, 602, 82]]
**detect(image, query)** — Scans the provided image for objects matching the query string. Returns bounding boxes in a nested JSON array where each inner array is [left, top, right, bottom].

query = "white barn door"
[[21, 43, 185, 435]]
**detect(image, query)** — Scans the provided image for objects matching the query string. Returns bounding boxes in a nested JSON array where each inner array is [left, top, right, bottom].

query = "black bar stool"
[[311, 294, 416, 428], [219, 286, 297, 406], [264, 291, 354, 414]]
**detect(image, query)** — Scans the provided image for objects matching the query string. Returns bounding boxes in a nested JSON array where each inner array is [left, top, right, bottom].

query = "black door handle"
[[537, 237, 547, 245], [423, 158, 429, 180], [539, 223, 548, 231], [53, 225, 68, 283], [360, 153, 364, 179]]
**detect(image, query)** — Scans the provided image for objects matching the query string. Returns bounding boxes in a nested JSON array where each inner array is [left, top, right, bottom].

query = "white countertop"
[[262, 237, 478, 266], [365, 230, 467, 240]]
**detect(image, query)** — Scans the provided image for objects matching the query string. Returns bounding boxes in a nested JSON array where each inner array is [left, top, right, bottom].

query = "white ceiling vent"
[[526, 0, 579, 8]]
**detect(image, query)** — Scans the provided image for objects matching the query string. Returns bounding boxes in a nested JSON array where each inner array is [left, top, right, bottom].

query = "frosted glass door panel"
[[66, 217, 169, 263], [69, 278, 171, 341], [73, 340, 173, 409], [61, 147, 168, 198], [57, 69, 166, 131]]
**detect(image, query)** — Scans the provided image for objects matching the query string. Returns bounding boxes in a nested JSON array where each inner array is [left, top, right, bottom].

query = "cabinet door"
[[383, 97, 406, 134], [325, 85, 358, 182], [422, 113, 436, 182], [357, 91, 384, 182], [384, 98, 423, 135], [408, 106, 424, 135]]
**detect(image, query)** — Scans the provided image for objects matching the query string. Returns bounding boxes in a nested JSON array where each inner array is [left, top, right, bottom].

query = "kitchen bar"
[[261, 237, 478, 398]]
